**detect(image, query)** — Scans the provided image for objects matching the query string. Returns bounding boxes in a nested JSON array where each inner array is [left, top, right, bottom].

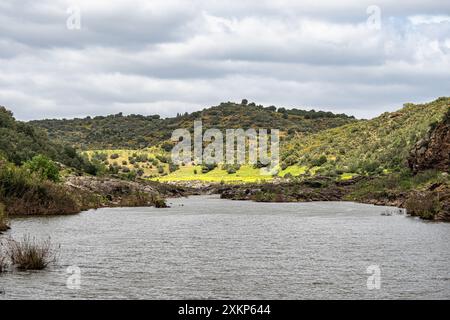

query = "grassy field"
[[154, 164, 274, 183], [84, 149, 358, 183], [84, 148, 169, 178]]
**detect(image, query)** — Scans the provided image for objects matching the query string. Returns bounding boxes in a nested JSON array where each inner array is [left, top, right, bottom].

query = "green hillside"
[[25, 98, 449, 183], [281, 97, 449, 176], [30, 101, 356, 150], [0, 106, 94, 171]]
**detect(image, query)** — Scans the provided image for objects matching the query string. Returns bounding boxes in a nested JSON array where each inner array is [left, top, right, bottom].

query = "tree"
[[241, 99, 248, 105]]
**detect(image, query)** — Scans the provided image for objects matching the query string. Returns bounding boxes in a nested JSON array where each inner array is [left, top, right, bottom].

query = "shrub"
[[169, 163, 179, 173], [201, 163, 217, 174], [311, 155, 327, 167], [135, 154, 148, 162], [109, 164, 119, 174], [156, 155, 169, 163], [226, 167, 236, 174], [0, 161, 79, 215], [85, 159, 107, 176], [124, 170, 137, 181], [23, 155, 60, 182], [404, 193, 441, 220], [5, 235, 58, 270], [222, 164, 239, 174], [110, 153, 120, 160], [362, 160, 381, 174], [0, 253, 6, 272]]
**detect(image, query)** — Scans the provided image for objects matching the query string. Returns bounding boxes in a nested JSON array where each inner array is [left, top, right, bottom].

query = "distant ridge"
[[29, 101, 356, 150]]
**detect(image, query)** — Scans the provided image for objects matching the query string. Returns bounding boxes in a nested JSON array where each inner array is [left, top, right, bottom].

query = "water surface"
[[1, 195, 449, 299]]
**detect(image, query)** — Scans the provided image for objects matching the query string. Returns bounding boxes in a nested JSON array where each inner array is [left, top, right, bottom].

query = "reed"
[[5, 235, 58, 270]]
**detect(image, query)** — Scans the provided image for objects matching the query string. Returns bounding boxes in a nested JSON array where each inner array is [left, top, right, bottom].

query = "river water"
[[0, 195, 449, 299]]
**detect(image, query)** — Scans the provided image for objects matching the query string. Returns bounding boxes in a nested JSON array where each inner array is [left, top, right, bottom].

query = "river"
[[0, 195, 449, 299]]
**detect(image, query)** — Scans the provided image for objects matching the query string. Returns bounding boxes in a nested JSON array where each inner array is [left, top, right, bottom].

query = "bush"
[[404, 193, 441, 220], [169, 163, 179, 173], [362, 160, 381, 174], [311, 155, 327, 167], [201, 163, 217, 174], [92, 152, 108, 162], [124, 170, 137, 181], [284, 173, 293, 179], [84, 159, 107, 176], [110, 153, 120, 160], [23, 155, 60, 182], [156, 155, 169, 163], [135, 154, 148, 162], [226, 167, 236, 174], [222, 163, 239, 174], [4, 235, 58, 270], [0, 162, 80, 215], [161, 141, 173, 152]]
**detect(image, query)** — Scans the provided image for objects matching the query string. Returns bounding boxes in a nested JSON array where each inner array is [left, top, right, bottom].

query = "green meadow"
[[84, 149, 359, 183]]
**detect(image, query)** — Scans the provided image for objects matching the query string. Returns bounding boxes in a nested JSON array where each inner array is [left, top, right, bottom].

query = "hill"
[[281, 97, 449, 176], [30, 101, 356, 150], [0, 106, 94, 171]]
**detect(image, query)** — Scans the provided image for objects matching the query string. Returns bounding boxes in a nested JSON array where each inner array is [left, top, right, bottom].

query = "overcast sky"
[[0, 0, 449, 120]]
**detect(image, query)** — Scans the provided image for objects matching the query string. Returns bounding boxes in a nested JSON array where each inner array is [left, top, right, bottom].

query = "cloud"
[[0, 0, 449, 120]]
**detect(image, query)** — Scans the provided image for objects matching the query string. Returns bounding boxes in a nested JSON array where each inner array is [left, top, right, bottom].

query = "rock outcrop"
[[64, 176, 192, 209], [408, 111, 450, 173]]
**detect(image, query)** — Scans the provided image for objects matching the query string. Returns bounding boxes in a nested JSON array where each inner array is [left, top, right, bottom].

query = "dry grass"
[[4, 235, 59, 270]]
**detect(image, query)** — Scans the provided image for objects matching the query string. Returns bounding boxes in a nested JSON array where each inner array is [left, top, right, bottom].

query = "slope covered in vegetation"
[[0, 107, 175, 217], [0, 106, 98, 173], [30, 100, 356, 150], [75, 98, 448, 183], [281, 97, 449, 176]]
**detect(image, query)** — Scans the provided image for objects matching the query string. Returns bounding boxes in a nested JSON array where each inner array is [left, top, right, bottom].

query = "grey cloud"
[[0, 0, 449, 121]]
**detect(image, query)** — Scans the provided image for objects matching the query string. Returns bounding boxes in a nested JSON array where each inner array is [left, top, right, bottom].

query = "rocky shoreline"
[[175, 175, 449, 222], [3, 171, 448, 223], [64, 175, 195, 211]]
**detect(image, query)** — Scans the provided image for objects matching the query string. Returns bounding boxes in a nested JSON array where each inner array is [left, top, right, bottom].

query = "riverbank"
[[174, 171, 449, 222], [1, 174, 194, 218]]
